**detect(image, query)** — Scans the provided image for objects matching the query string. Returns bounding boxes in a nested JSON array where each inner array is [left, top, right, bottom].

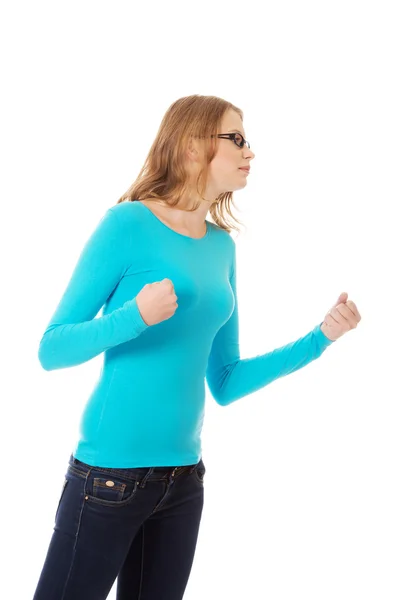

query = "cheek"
[[210, 151, 236, 177]]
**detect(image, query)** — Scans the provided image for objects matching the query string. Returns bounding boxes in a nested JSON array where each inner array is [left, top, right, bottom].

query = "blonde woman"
[[33, 95, 361, 600]]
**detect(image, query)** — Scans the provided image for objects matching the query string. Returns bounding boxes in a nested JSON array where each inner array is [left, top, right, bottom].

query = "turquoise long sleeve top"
[[38, 200, 334, 468]]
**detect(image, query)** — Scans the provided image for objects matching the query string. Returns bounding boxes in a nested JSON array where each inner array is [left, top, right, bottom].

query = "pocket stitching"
[[85, 490, 138, 507], [55, 478, 68, 522], [85, 479, 139, 507], [93, 478, 126, 501], [193, 468, 205, 484]]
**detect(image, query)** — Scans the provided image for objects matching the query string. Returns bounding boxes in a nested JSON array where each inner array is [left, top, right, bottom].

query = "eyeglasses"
[[213, 133, 251, 149]]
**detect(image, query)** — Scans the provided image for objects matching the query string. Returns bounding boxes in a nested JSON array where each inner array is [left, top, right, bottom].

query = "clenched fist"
[[320, 292, 361, 342], [136, 278, 178, 326]]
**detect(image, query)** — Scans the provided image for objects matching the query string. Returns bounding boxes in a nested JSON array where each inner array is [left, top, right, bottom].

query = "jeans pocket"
[[55, 478, 68, 522], [193, 461, 206, 485], [85, 471, 139, 507]]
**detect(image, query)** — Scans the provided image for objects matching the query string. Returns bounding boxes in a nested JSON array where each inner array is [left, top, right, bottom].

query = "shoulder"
[[208, 221, 236, 250], [94, 201, 147, 251], [104, 200, 150, 234], [108, 199, 142, 222]]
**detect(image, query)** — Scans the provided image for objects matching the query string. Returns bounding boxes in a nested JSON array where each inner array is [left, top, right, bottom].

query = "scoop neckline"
[[135, 200, 210, 241]]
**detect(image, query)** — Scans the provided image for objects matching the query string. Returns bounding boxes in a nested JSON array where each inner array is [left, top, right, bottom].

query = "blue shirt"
[[38, 200, 334, 467]]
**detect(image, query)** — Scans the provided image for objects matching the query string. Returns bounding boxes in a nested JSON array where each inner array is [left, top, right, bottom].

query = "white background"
[[1, 1, 399, 598]]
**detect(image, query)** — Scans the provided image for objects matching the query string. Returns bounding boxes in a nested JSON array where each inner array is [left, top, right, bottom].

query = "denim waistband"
[[68, 454, 202, 484]]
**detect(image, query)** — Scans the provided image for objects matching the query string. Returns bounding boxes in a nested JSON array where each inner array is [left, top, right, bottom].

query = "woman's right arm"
[[38, 207, 149, 371]]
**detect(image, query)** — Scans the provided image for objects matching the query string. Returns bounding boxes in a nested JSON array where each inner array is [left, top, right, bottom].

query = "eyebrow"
[[227, 129, 245, 136]]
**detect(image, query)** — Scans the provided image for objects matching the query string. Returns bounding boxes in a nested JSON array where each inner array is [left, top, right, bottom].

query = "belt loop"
[[138, 467, 154, 489]]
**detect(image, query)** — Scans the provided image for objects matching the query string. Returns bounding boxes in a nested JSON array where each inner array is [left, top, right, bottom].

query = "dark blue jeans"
[[32, 454, 206, 600]]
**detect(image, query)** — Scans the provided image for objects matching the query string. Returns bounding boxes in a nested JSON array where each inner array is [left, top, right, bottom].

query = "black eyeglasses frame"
[[213, 133, 251, 149]]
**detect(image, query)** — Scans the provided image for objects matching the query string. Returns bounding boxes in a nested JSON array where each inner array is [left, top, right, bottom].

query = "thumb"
[[333, 292, 348, 308]]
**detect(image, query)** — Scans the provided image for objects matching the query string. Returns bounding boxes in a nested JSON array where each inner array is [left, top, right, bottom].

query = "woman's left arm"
[[205, 242, 361, 406]]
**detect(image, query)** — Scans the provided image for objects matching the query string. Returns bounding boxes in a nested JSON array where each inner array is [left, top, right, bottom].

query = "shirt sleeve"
[[38, 207, 149, 371], [205, 240, 334, 406]]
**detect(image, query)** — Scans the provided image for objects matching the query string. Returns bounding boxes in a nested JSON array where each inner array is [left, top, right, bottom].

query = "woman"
[[33, 95, 361, 600]]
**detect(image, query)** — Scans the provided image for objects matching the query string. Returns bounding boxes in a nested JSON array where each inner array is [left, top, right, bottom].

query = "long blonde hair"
[[116, 94, 245, 233]]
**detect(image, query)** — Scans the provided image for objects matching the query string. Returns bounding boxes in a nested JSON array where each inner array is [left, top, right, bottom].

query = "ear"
[[186, 136, 201, 162]]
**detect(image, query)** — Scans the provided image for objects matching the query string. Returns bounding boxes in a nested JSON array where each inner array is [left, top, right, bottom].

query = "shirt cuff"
[[314, 322, 335, 347]]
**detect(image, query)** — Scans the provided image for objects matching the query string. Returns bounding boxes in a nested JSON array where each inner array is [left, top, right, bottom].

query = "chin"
[[219, 181, 247, 195], [236, 180, 248, 190]]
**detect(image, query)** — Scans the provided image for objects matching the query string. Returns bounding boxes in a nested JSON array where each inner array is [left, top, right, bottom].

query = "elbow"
[[209, 384, 233, 407], [215, 397, 229, 407], [37, 337, 57, 371], [207, 364, 239, 407], [38, 346, 52, 371], [212, 392, 226, 406], [207, 375, 226, 406], [207, 368, 235, 406], [37, 324, 70, 371], [213, 390, 238, 407], [38, 358, 54, 372]]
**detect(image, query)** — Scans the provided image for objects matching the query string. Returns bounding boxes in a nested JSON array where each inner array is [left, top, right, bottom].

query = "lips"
[[239, 167, 250, 172]]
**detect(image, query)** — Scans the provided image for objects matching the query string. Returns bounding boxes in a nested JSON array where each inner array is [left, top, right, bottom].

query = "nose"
[[243, 147, 255, 160]]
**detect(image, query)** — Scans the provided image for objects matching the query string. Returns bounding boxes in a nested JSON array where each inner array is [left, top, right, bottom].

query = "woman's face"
[[207, 108, 255, 196]]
